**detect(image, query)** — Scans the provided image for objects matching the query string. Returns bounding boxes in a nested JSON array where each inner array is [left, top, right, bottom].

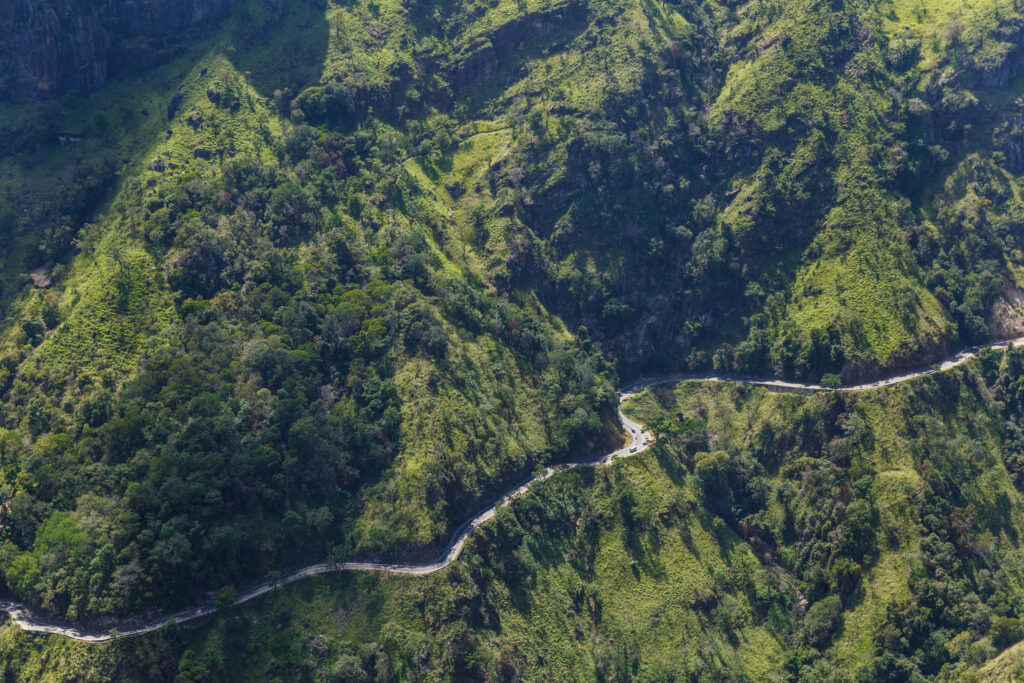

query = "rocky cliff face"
[[0, 0, 243, 103], [0, 2, 109, 103]]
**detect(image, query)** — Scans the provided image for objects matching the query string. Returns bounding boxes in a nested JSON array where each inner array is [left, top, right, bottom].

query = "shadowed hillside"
[[3, 0, 1024, 679]]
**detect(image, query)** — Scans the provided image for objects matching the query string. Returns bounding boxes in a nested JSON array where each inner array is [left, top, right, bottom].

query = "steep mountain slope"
[[7, 351, 1024, 679], [0, 0, 621, 622], [4, 0, 1024, 678]]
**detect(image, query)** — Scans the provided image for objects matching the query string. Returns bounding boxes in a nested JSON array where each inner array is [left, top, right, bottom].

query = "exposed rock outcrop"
[[0, 0, 245, 103], [990, 282, 1024, 340]]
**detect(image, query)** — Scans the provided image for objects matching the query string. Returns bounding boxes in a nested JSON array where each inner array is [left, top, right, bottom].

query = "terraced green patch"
[[885, 0, 1004, 71], [26, 246, 175, 380]]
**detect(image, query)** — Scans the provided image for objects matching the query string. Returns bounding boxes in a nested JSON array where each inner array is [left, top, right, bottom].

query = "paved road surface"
[[4, 335, 1022, 641]]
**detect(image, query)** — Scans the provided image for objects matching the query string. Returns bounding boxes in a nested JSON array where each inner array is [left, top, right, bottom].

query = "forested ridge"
[[5, 0, 1024, 679]]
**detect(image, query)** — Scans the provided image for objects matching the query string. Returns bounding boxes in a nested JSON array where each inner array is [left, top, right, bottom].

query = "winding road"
[[4, 335, 1024, 642]]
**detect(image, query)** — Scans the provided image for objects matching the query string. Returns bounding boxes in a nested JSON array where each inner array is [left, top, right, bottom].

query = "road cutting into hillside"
[[4, 335, 1023, 641]]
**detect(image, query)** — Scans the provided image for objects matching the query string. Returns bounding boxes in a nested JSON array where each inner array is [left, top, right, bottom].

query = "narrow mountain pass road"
[[4, 335, 1023, 641]]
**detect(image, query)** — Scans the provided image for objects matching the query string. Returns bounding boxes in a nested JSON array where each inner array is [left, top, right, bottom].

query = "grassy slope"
[[8, 0, 1024, 385], [1, 35, 278, 398], [625, 354, 1024, 679], [7, 0, 1024, 677], [7, 351, 1024, 679], [0, 0, 624, 619], [0, 443, 788, 681], [699, 0, 1024, 381], [8, 0, 1024, 392], [979, 639, 1024, 680]]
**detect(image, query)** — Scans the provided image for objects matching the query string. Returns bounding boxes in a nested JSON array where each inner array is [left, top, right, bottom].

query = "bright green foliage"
[[0, 0, 623, 620], [4, 0, 1024, 677], [9, 352, 1024, 679], [0, 435, 792, 680], [625, 350, 1024, 680]]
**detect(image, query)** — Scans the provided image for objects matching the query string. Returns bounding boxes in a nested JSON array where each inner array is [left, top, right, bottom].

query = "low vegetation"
[[7, 351, 1024, 679], [4, 0, 1024, 678]]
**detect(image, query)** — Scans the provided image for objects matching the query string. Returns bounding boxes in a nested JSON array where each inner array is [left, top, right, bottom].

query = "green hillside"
[[0, 0, 624, 621], [5, 0, 1024, 678], [8, 350, 1024, 679]]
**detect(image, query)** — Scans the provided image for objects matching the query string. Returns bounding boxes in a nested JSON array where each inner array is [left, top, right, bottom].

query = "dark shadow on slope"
[[654, 446, 687, 487], [619, 492, 667, 579], [227, 0, 330, 99], [449, 0, 591, 117]]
